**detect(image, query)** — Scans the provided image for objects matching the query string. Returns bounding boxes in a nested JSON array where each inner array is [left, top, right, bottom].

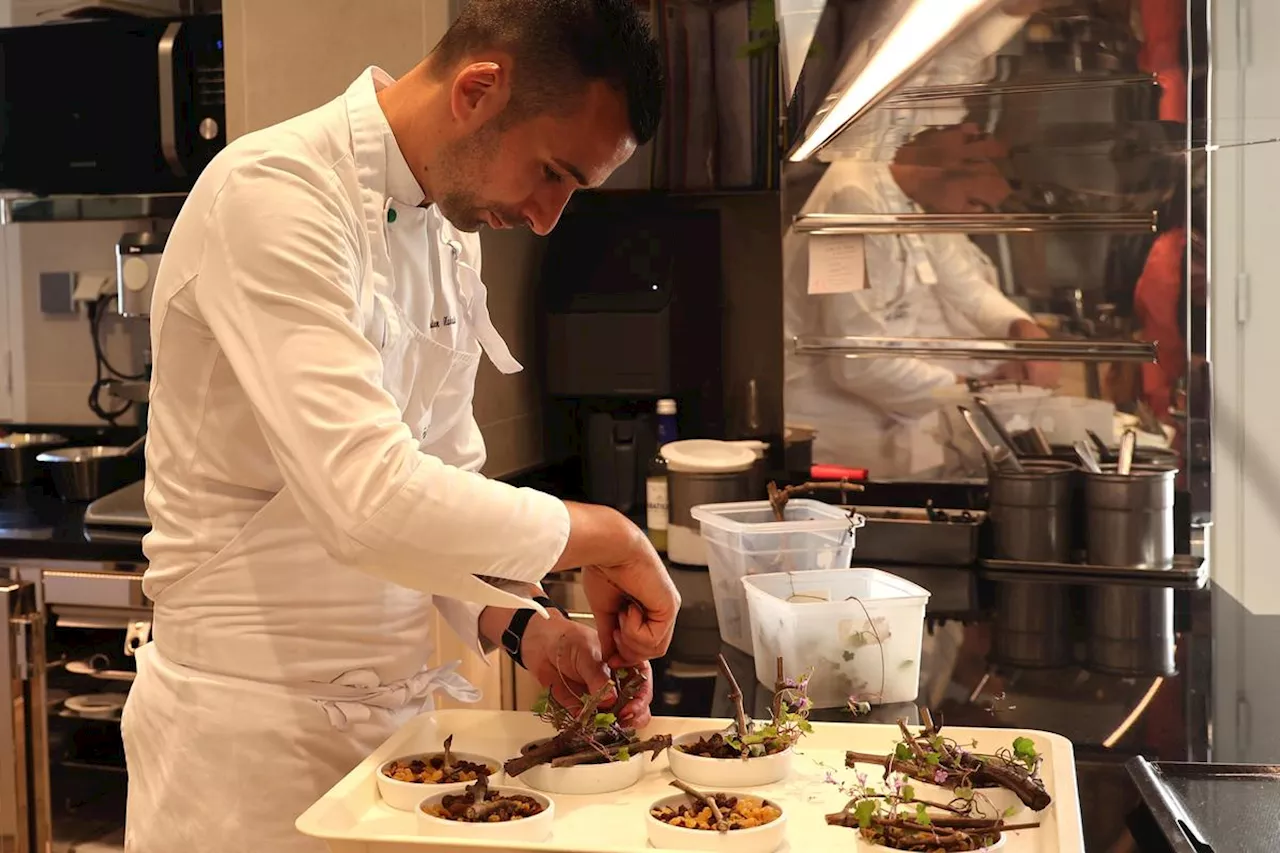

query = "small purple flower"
[[824, 771, 837, 785], [856, 771, 869, 788], [893, 776, 905, 794], [933, 768, 949, 785]]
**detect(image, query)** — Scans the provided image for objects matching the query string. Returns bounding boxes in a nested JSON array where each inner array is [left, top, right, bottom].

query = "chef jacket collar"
[[345, 66, 427, 209]]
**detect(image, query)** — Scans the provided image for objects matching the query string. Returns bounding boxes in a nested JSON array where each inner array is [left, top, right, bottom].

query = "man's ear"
[[450, 60, 512, 130]]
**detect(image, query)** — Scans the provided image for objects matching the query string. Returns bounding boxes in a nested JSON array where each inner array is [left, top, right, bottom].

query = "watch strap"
[[501, 595, 566, 669]]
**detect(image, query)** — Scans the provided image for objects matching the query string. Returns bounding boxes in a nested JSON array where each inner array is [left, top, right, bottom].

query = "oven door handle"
[[158, 21, 186, 178]]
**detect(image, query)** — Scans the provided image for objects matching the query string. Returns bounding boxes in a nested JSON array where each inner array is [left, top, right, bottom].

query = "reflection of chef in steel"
[[785, 126, 1060, 478]]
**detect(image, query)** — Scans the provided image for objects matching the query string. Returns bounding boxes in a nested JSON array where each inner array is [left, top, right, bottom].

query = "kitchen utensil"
[[959, 406, 1023, 472], [1086, 429, 1111, 460], [1117, 429, 1137, 476], [36, 445, 144, 502], [1084, 463, 1176, 570], [1028, 427, 1054, 456], [987, 460, 1076, 562], [980, 554, 1207, 588], [1073, 440, 1103, 474], [973, 395, 1022, 458], [0, 432, 67, 485]]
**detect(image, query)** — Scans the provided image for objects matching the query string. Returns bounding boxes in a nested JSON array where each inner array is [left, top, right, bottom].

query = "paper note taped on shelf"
[[808, 233, 866, 294]]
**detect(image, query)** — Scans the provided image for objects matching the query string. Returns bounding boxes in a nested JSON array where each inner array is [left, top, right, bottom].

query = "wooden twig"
[[768, 480, 866, 520], [442, 734, 454, 771], [771, 656, 785, 725], [898, 719, 929, 763], [549, 735, 672, 768], [503, 732, 579, 777], [669, 780, 727, 832], [716, 653, 750, 756], [920, 707, 938, 737], [847, 750, 921, 777]]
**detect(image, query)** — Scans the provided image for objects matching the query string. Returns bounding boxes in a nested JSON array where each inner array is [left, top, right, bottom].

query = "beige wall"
[[224, 0, 547, 480]]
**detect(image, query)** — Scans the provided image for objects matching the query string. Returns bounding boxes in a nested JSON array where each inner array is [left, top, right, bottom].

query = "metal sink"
[[84, 480, 149, 529]]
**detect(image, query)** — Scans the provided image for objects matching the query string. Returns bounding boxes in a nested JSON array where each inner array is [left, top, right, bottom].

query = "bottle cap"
[[656, 398, 677, 415]]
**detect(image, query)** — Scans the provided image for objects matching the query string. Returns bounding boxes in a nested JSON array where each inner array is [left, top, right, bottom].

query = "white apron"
[[122, 82, 525, 853]]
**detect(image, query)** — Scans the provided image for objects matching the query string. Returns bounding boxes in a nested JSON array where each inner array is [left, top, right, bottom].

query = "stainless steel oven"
[[1, 562, 148, 853]]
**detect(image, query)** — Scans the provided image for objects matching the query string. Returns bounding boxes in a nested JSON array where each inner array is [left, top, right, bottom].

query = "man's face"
[[889, 124, 1013, 214], [431, 77, 636, 235]]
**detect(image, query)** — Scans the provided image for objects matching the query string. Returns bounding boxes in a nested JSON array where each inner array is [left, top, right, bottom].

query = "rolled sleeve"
[[193, 158, 571, 608]]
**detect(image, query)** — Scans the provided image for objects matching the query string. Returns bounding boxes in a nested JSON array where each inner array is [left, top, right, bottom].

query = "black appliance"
[[542, 206, 724, 513], [0, 14, 225, 195]]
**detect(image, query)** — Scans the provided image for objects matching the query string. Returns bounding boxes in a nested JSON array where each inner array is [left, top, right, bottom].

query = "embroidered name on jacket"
[[430, 316, 457, 329]]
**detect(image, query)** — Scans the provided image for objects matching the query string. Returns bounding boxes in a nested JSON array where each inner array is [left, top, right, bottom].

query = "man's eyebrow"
[[555, 158, 589, 187]]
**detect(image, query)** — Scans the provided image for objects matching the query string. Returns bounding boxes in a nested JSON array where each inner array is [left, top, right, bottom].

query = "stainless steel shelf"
[[0, 193, 186, 224], [794, 211, 1157, 234], [881, 72, 1157, 107], [792, 336, 1158, 363]]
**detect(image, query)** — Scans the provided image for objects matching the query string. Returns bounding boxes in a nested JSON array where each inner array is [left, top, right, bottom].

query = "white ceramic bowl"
[[905, 779, 1027, 821], [416, 786, 554, 842], [514, 739, 648, 795], [667, 731, 792, 788], [376, 751, 503, 812], [858, 828, 1006, 852], [646, 791, 787, 853]]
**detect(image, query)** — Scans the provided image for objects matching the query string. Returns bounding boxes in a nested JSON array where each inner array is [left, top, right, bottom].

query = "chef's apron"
[[122, 156, 524, 853]]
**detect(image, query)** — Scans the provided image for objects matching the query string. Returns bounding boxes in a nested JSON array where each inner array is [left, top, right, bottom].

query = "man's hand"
[[520, 613, 654, 728], [1002, 318, 1061, 389], [554, 503, 681, 671]]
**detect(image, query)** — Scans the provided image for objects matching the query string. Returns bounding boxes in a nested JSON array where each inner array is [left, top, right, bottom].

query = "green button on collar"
[[387, 207, 397, 223]]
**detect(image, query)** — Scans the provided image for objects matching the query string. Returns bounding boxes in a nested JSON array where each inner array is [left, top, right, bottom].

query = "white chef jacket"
[[122, 67, 570, 853], [784, 160, 1032, 477]]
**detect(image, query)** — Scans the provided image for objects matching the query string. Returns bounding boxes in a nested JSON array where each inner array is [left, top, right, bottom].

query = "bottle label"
[[646, 478, 669, 531]]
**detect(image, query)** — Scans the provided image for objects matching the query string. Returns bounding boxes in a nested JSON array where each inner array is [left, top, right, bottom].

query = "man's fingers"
[[594, 610, 621, 664]]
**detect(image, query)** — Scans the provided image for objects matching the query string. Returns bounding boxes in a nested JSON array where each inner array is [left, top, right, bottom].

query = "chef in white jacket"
[[785, 3, 1060, 478], [122, 3, 676, 852]]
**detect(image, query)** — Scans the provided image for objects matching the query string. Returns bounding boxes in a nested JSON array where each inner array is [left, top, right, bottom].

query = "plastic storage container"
[[690, 500, 860, 654], [741, 568, 930, 708]]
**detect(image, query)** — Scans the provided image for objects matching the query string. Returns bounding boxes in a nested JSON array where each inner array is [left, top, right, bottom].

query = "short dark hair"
[[429, 0, 664, 145]]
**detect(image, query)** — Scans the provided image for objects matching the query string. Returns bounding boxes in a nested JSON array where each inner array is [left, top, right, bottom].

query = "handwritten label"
[[808, 233, 867, 295]]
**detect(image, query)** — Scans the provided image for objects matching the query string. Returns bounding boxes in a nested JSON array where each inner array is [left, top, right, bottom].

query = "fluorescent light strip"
[[789, 0, 1002, 162]]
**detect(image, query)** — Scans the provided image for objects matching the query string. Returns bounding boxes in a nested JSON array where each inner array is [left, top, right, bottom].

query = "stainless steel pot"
[[988, 460, 1077, 563], [990, 581, 1076, 669], [1085, 585, 1176, 676], [0, 433, 67, 485], [665, 468, 753, 566], [37, 446, 143, 502], [1084, 464, 1176, 569]]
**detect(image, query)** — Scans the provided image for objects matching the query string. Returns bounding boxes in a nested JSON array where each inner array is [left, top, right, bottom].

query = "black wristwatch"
[[501, 595, 567, 669]]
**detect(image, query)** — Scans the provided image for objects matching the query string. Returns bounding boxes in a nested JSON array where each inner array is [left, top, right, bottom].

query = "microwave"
[[0, 14, 225, 196]]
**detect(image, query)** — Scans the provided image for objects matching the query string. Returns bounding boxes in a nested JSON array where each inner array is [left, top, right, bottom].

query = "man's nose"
[[524, 185, 575, 236]]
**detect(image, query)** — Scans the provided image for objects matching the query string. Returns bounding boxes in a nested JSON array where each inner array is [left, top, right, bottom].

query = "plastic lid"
[[656, 398, 677, 415], [661, 439, 757, 473]]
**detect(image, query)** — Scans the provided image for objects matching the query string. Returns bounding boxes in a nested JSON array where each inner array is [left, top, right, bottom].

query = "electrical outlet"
[[38, 272, 76, 316]]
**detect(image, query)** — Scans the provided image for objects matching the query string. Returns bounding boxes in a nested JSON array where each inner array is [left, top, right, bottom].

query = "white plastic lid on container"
[[661, 439, 757, 474]]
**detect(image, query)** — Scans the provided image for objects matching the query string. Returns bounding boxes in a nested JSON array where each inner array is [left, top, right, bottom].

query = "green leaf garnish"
[[915, 803, 932, 826], [614, 747, 630, 762], [901, 785, 915, 801], [854, 798, 877, 829], [593, 713, 617, 729], [895, 742, 915, 762]]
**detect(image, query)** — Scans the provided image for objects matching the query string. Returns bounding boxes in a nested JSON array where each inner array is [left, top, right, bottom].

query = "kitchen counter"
[[0, 482, 146, 564]]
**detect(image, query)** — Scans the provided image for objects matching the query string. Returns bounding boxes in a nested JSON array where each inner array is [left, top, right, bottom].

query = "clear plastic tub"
[[741, 568, 930, 709], [690, 500, 860, 654]]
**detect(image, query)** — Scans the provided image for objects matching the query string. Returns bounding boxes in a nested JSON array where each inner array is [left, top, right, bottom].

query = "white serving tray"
[[296, 710, 1084, 853]]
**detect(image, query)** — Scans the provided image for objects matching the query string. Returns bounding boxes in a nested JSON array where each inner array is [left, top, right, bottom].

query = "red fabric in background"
[[1139, 0, 1188, 122], [1134, 228, 1186, 421]]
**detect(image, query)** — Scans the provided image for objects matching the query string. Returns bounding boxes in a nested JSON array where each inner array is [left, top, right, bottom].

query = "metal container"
[[1085, 585, 1176, 676], [0, 433, 67, 485], [853, 506, 986, 566], [666, 469, 752, 566], [36, 446, 143, 502], [1084, 464, 1176, 569], [990, 580, 1075, 669], [988, 460, 1077, 562]]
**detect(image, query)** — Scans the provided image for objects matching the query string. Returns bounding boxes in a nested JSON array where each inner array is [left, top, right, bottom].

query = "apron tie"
[[316, 660, 481, 731], [447, 239, 524, 376]]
